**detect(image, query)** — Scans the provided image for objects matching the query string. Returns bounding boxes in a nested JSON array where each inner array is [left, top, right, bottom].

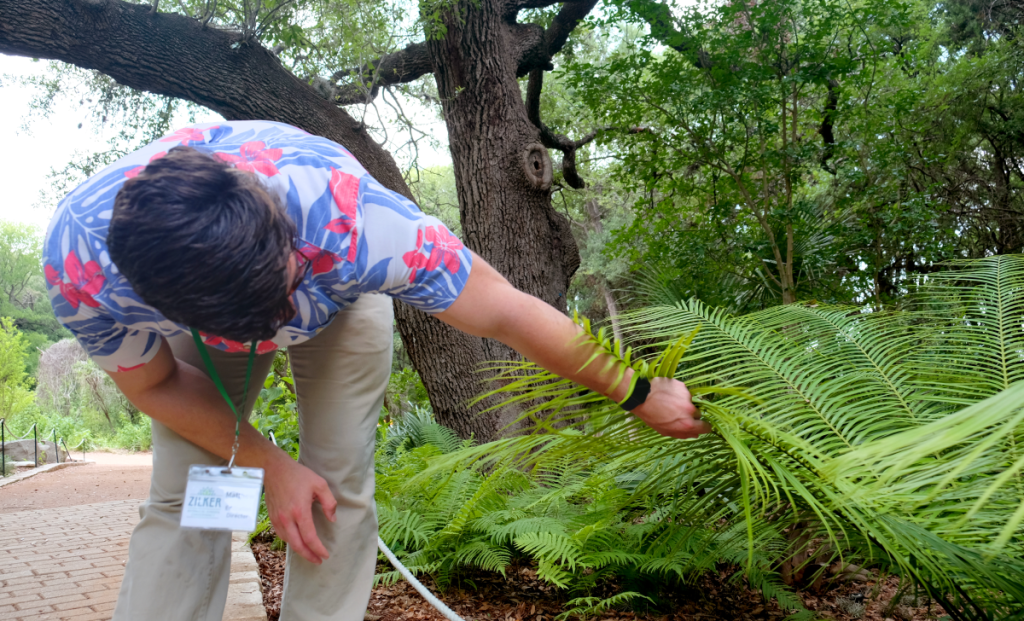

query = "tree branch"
[[526, 68, 606, 189], [0, 0, 413, 200], [325, 0, 598, 104], [543, 0, 599, 58], [506, 0, 595, 15], [324, 41, 433, 104], [818, 78, 839, 174], [624, 0, 711, 69]]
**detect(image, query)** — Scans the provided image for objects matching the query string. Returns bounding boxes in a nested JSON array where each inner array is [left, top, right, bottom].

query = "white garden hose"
[[377, 537, 466, 621], [263, 430, 461, 619]]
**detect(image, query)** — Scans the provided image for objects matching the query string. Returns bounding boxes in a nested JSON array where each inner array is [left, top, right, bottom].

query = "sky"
[[0, 53, 450, 233], [0, 55, 221, 231]]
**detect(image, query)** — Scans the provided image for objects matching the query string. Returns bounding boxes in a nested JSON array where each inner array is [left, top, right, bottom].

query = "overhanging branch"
[[624, 0, 712, 69], [0, 0, 413, 199], [320, 42, 433, 105], [543, 0, 599, 58]]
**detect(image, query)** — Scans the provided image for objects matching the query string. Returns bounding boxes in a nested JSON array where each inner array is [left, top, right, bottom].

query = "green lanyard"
[[190, 329, 257, 470]]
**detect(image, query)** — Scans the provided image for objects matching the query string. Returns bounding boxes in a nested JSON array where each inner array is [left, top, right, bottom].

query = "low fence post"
[[53, 429, 59, 464], [1, 419, 6, 477], [33, 424, 38, 468]]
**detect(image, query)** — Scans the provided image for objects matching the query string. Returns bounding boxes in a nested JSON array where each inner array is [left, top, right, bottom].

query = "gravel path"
[[0, 453, 152, 514]]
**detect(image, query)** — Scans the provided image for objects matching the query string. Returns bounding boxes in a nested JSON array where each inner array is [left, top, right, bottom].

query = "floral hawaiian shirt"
[[43, 121, 472, 372]]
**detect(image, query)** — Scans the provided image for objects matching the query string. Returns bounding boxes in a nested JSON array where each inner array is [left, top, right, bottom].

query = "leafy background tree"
[[0, 221, 65, 373]]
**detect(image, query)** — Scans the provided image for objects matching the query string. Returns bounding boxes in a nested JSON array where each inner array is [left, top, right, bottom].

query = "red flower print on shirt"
[[402, 226, 464, 283], [324, 168, 359, 262], [161, 127, 216, 146], [45, 251, 105, 309], [296, 243, 343, 276], [124, 151, 168, 179], [424, 226, 464, 272], [200, 333, 278, 354], [254, 341, 280, 354], [213, 141, 284, 176]]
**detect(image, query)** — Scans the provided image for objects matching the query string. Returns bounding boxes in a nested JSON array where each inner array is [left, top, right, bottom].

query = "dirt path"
[[0, 452, 152, 514]]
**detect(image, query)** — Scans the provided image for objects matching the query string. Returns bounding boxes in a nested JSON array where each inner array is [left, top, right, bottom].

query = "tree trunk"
[[397, 0, 579, 441], [583, 198, 622, 347]]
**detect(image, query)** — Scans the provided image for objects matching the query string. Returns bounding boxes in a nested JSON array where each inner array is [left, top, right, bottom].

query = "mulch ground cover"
[[251, 529, 945, 621]]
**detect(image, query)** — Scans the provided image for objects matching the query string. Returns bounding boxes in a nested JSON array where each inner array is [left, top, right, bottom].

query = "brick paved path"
[[0, 499, 139, 621]]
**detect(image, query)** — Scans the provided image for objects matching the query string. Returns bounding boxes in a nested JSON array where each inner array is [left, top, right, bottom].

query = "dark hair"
[[108, 146, 296, 343]]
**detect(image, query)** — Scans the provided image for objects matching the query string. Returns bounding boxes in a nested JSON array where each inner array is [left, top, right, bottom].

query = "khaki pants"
[[113, 294, 394, 621]]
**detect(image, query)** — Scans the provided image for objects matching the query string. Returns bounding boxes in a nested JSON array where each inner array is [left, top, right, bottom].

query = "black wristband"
[[619, 377, 652, 411]]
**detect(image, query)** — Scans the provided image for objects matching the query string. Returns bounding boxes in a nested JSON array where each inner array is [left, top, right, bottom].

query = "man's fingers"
[[664, 416, 713, 439], [315, 482, 338, 523], [296, 507, 330, 562], [278, 519, 321, 565], [690, 419, 713, 435]]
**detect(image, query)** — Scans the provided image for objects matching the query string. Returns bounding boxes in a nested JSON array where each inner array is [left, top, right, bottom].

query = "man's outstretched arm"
[[436, 252, 712, 439]]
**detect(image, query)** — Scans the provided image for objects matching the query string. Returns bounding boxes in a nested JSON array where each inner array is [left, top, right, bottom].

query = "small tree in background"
[[36, 339, 87, 418], [36, 338, 140, 425], [0, 316, 32, 420]]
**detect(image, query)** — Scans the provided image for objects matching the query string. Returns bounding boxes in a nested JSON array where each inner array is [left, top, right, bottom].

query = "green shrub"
[[251, 374, 300, 459], [6, 409, 95, 452], [385, 367, 430, 419], [1, 453, 14, 475], [110, 416, 152, 452]]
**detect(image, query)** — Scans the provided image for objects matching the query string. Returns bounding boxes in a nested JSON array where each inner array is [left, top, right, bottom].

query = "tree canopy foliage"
[[545, 0, 1024, 315]]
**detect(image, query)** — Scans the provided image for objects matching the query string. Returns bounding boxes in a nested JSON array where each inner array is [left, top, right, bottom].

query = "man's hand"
[[262, 453, 337, 565], [630, 377, 713, 439]]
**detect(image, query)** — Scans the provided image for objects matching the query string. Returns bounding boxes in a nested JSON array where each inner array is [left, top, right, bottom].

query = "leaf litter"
[[251, 529, 943, 621]]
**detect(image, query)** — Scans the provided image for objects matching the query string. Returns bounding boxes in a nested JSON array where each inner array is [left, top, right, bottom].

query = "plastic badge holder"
[[181, 465, 265, 531]]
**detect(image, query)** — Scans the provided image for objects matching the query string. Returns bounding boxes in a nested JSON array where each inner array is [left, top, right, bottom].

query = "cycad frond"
[[913, 255, 1024, 403], [831, 381, 1024, 552]]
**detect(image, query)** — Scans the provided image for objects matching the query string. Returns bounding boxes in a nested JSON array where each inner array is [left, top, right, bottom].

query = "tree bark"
[[397, 0, 580, 441], [583, 198, 622, 347]]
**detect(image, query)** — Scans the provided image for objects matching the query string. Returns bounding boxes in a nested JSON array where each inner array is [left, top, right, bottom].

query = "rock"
[[2, 439, 70, 464]]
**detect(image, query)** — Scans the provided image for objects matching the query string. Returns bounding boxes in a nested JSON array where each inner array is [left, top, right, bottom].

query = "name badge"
[[181, 465, 264, 532]]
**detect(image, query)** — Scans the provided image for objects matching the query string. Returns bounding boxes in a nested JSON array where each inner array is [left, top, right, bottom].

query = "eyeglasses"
[[288, 250, 312, 296]]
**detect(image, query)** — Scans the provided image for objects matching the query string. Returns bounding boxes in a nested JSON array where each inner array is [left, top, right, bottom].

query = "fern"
[[559, 592, 654, 620]]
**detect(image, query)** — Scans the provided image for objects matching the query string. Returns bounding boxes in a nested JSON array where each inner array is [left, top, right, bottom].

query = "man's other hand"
[[263, 454, 338, 564], [630, 377, 713, 439]]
